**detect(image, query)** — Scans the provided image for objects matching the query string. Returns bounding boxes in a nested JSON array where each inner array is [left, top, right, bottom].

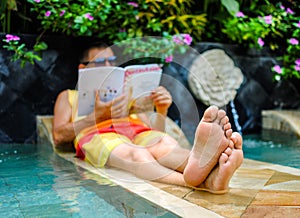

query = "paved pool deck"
[[37, 115, 300, 218]]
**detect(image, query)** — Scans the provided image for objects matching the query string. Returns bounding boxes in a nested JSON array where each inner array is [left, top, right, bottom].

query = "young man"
[[52, 42, 243, 193]]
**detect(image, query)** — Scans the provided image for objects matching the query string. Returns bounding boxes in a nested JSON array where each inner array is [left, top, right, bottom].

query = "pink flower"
[[264, 15, 272, 24], [34, 0, 40, 2], [60, 10, 66, 16], [45, 11, 51, 17], [84, 13, 94, 21], [172, 35, 182, 44], [172, 34, 192, 45], [295, 59, 300, 66], [5, 34, 20, 42], [297, 21, 300, 28], [295, 65, 300, 71], [286, 8, 294, 14], [289, 38, 299, 45], [273, 65, 282, 74], [182, 34, 192, 45], [165, 55, 173, 63], [258, 38, 264, 47], [127, 2, 138, 7], [236, 12, 245, 18], [280, 5, 285, 10]]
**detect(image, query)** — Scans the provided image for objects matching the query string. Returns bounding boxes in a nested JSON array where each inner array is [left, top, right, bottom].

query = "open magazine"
[[77, 63, 162, 116]]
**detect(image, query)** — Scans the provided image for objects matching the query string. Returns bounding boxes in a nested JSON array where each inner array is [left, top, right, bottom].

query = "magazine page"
[[124, 63, 162, 99], [77, 66, 125, 116], [124, 63, 162, 112]]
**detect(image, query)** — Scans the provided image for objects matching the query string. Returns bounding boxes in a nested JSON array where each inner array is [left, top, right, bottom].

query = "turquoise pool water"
[[0, 143, 178, 218], [243, 130, 300, 169]]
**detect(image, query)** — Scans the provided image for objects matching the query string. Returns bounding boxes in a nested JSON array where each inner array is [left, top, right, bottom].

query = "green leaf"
[[34, 42, 48, 51], [80, 25, 88, 33], [74, 16, 84, 24], [221, 0, 239, 16], [17, 44, 26, 51]]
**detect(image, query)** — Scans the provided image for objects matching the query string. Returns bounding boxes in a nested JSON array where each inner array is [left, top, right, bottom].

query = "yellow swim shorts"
[[75, 130, 167, 167]]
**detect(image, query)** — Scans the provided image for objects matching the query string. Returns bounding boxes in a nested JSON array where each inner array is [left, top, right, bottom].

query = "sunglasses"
[[81, 56, 117, 66]]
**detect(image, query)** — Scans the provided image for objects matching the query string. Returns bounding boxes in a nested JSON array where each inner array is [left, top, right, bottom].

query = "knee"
[[155, 135, 178, 150], [110, 143, 155, 163], [148, 136, 178, 158], [130, 148, 154, 163], [160, 135, 177, 145]]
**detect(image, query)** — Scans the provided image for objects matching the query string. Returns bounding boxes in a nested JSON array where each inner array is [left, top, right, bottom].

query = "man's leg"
[[183, 106, 232, 187], [142, 106, 231, 173], [145, 108, 233, 173], [195, 132, 244, 193], [106, 143, 187, 186], [107, 106, 236, 187], [106, 131, 242, 190], [145, 136, 190, 172]]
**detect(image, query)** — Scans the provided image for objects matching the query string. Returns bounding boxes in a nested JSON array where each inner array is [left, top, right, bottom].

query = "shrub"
[[26, 0, 206, 42], [222, 1, 300, 80], [120, 33, 193, 64], [2, 0, 206, 65]]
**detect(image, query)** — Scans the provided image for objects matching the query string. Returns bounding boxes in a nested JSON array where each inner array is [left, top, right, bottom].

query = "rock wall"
[[0, 34, 79, 143], [0, 35, 299, 143]]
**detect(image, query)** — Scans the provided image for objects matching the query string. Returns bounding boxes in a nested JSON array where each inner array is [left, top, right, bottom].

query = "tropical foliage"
[[221, 1, 300, 80], [1, 0, 299, 80], [1, 0, 206, 65], [120, 33, 193, 64], [26, 0, 206, 42], [2, 33, 47, 67]]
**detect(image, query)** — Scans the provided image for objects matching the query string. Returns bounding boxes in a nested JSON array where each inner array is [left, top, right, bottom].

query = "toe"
[[219, 153, 228, 164], [224, 147, 232, 156], [229, 139, 234, 149], [231, 132, 243, 149], [216, 110, 226, 124], [202, 105, 219, 122], [225, 128, 233, 138], [220, 115, 229, 126], [224, 122, 231, 131]]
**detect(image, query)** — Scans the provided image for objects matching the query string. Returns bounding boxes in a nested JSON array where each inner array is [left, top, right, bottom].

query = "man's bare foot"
[[183, 106, 232, 187], [195, 132, 244, 194]]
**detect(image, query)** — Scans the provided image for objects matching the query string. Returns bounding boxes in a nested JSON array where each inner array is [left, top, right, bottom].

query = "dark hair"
[[79, 41, 109, 62]]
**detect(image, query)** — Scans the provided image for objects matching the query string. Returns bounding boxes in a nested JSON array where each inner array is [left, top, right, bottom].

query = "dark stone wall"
[[0, 35, 299, 143], [0, 34, 80, 143]]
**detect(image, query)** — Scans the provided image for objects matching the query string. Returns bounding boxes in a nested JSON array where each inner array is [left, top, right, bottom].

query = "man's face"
[[81, 47, 116, 68]]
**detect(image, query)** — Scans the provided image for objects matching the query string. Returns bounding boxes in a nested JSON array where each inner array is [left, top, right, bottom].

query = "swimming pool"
[[0, 143, 179, 217], [243, 130, 300, 169]]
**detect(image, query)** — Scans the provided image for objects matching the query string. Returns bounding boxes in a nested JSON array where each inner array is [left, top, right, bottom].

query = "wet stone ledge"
[[262, 110, 300, 138]]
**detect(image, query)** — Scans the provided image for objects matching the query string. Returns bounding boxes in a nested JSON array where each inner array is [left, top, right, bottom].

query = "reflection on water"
[[0, 143, 178, 218], [243, 130, 300, 169]]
